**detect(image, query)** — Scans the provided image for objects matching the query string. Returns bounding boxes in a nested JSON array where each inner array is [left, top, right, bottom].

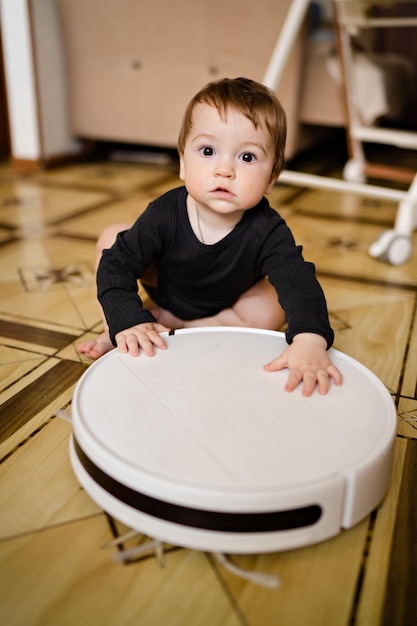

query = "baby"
[[78, 77, 342, 396]]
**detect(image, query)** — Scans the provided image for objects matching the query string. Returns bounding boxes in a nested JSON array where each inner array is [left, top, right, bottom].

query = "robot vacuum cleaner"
[[70, 328, 396, 554]]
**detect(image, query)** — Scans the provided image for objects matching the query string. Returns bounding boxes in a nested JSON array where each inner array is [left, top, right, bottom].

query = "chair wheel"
[[343, 159, 365, 184], [369, 231, 412, 265]]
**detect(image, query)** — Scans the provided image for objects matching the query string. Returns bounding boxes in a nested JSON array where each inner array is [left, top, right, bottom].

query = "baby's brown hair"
[[177, 77, 287, 177]]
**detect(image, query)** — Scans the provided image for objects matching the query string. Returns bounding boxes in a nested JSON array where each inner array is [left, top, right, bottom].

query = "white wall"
[[0, 0, 40, 160], [0, 0, 80, 163]]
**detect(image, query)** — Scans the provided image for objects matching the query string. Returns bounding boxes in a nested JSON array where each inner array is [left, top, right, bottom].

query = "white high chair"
[[264, 0, 417, 265]]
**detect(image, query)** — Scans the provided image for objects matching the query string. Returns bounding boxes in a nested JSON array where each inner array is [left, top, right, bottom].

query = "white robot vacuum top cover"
[[70, 328, 396, 554]]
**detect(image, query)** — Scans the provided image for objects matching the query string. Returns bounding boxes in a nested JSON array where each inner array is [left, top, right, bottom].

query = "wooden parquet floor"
[[0, 152, 416, 626]]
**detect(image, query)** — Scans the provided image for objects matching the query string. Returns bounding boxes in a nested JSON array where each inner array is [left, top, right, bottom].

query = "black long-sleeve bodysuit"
[[97, 186, 334, 348]]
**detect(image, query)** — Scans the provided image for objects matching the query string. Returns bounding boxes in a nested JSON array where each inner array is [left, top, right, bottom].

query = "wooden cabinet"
[[58, 0, 303, 156]]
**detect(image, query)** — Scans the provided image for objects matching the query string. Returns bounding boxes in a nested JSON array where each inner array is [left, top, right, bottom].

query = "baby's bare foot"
[[77, 332, 114, 360]]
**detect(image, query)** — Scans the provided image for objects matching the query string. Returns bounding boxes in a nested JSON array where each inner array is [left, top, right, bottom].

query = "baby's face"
[[179, 103, 277, 215]]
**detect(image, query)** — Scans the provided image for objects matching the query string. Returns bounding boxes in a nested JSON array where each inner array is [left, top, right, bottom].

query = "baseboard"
[[10, 148, 87, 173], [10, 156, 44, 173]]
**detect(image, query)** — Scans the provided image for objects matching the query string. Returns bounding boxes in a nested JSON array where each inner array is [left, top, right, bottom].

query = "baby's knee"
[[97, 223, 131, 253], [251, 307, 285, 331], [250, 294, 285, 330], [264, 309, 285, 331]]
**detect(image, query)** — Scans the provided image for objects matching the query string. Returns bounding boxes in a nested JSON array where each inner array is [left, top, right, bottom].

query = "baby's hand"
[[115, 322, 170, 357], [263, 332, 343, 396]]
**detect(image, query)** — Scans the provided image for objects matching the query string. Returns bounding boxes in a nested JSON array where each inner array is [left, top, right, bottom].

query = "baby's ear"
[[265, 172, 279, 194], [179, 155, 185, 181]]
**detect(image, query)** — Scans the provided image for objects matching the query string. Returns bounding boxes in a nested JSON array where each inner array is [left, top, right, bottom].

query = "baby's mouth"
[[212, 187, 232, 194]]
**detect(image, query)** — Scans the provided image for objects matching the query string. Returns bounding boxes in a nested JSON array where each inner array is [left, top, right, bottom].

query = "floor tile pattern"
[[0, 155, 416, 625]]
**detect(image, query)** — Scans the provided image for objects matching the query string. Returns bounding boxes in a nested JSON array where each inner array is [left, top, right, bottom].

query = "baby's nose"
[[215, 158, 234, 177]]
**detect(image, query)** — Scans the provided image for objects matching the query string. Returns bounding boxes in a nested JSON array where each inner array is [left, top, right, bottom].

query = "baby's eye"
[[240, 152, 257, 163], [199, 146, 215, 157]]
